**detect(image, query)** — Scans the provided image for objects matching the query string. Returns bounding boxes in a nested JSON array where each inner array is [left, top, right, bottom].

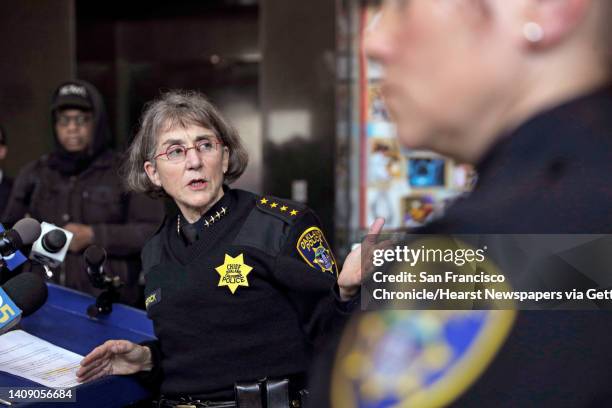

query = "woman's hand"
[[76, 340, 153, 383], [338, 218, 385, 301]]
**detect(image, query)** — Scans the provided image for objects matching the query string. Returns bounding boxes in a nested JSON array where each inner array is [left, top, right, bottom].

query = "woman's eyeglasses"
[[154, 139, 223, 162]]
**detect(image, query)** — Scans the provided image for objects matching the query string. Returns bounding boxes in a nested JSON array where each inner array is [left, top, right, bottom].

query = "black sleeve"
[[1, 161, 38, 225], [134, 339, 163, 394], [271, 209, 357, 346]]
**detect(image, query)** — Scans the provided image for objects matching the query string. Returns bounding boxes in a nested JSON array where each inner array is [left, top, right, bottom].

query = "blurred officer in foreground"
[[3, 80, 164, 305], [324, 0, 612, 407], [0, 124, 12, 215]]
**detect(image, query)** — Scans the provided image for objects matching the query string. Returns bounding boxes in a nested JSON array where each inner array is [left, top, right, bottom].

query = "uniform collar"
[[178, 185, 234, 244]]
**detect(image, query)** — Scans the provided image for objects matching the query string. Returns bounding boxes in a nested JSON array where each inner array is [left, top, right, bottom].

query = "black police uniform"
[[139, 188, 356, 406], [315, 86, 612, 408]]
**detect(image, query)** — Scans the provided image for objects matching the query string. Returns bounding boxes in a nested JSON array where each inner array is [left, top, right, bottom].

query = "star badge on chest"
[[215, 253, 253, 294]]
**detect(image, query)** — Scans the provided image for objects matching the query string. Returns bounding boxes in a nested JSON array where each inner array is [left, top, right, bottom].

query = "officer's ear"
[[144, 160, 163, 188], [0, 145, 6, 161]]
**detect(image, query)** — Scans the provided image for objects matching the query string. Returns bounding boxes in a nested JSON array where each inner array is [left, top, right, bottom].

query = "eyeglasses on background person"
[[55, 113, 93, 127]]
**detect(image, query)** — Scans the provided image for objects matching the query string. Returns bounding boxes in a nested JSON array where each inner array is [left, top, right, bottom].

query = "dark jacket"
[[0, 174, 13, 216], [429, 87, 612, 407], [2, 80, 164, 304]]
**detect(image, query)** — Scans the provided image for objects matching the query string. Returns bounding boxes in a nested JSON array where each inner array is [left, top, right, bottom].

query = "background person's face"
[[144, 124, 229, 219], [55, 109, 94, 152], [365, 0, 522, 161]]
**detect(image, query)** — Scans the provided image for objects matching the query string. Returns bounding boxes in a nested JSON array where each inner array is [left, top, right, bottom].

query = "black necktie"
[[181, 222, 198, 245]]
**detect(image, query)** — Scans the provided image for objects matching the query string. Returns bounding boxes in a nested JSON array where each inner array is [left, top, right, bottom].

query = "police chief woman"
[[321, 0, 612, 407], [76, 91, 381, 407]]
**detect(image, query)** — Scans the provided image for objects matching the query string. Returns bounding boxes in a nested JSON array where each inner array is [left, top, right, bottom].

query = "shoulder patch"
[[296, 226, 338, 276], [255, 195, 307, 224], [332, 309, 516, 408]]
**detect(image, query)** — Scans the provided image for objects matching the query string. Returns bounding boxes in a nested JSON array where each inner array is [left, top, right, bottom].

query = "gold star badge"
[[215, 254, 253, 294], [270, 202, 278, 208], [260, 197, 269, 204], [290, 210, 298, 216], [280, 205, 288, 212]]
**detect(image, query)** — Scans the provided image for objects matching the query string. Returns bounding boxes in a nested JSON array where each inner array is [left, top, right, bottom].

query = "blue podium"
[[1, 283, 156, 407]]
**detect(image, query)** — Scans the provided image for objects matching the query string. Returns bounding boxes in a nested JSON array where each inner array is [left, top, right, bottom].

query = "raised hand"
[[338, 217, 385, 301]]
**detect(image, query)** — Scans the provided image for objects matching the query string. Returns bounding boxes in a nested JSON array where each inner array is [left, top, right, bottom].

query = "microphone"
[[0, 218, 42, 271], [84, 245, 107, 288], [0, 272, 48, 335], [83, 245, 121, 317], [29, 222, 73, 269]]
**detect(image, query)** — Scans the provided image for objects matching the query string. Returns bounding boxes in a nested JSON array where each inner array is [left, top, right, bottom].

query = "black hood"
[[48, 79, 112, 176]]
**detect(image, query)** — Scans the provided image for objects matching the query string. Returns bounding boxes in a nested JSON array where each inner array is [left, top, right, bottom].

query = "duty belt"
[[154, 378, 308, 408]]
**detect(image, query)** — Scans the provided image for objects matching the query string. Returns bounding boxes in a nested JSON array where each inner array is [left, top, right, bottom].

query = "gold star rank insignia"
[[215, 254, 253, 294], [290, 209, 298, 216], [280, 205, 288, 212], [270, 202, 278, 208], [260, 197, 269, 204]]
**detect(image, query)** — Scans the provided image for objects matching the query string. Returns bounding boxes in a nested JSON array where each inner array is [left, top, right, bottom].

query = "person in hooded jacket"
[[0, 124, 13, 216], [2, 80, 164, 305]]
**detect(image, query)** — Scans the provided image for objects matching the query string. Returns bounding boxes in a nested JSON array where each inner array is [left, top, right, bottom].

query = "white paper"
[[0, 330, 82, 388]]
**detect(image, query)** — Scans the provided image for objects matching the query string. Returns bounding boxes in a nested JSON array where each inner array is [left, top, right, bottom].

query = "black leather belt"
[[155, 378, 307, 408]]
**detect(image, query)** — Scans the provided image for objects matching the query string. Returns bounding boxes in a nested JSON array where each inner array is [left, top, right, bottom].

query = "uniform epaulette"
[[254, 195, 307, 224]]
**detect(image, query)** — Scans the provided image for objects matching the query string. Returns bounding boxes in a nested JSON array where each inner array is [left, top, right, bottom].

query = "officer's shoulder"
[[141, 217, 168, 271], [250, 194, 310, 225], [28, 155, 49, 171], [232, 192, 310, 256], [14, 157, 48, 182]]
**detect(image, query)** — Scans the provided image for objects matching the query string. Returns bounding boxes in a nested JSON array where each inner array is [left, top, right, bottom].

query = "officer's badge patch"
[[215, 253, 253, 294], [297, 227, 338, 276], [332, 309, 516, 407], [144, 288, 161, 310]]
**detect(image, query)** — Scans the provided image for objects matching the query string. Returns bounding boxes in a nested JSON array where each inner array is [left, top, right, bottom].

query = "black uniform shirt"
[[140, 188, 354, 400]]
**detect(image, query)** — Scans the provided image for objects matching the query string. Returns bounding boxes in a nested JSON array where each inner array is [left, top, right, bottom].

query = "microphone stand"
[[87, 274, 123, 318]]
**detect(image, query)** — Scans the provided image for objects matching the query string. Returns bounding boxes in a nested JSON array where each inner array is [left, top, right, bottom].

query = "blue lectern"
[[1, 283, 155, 407]]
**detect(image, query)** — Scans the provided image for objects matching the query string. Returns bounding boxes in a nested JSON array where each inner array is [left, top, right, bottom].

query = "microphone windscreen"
[[84, 245, 106, 267], [42, 229, 67, 253], [13, 218, 42, 245], [2, 272, 48, 316]]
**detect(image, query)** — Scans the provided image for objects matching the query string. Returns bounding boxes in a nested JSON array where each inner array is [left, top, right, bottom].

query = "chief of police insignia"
[[76, 90, 379, 408]]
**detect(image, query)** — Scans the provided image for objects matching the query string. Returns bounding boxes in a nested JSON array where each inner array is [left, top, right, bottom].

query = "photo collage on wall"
[[361, 6, 476, 230]]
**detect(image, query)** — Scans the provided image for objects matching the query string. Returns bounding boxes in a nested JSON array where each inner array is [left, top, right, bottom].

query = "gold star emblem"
[[215, 254, 253, 294], [270, 202, 278, 208], [290, 210, 298, 216], [280, 205, 288, 212], [260, 198, 268, 204]]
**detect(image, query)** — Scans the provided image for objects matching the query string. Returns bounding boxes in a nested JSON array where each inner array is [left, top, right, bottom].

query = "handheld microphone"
[[84, 245, 107, 289], [0, 218, 42, 271], [29, 222, 73, 268], [0, 272, 48, 335]]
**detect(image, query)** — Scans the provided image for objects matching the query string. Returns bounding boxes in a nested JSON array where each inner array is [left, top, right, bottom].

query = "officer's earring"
[[523, 22, 544, 43]]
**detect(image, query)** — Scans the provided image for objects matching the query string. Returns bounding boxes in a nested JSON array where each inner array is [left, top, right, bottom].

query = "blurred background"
[[0, 0, 471, 258]]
